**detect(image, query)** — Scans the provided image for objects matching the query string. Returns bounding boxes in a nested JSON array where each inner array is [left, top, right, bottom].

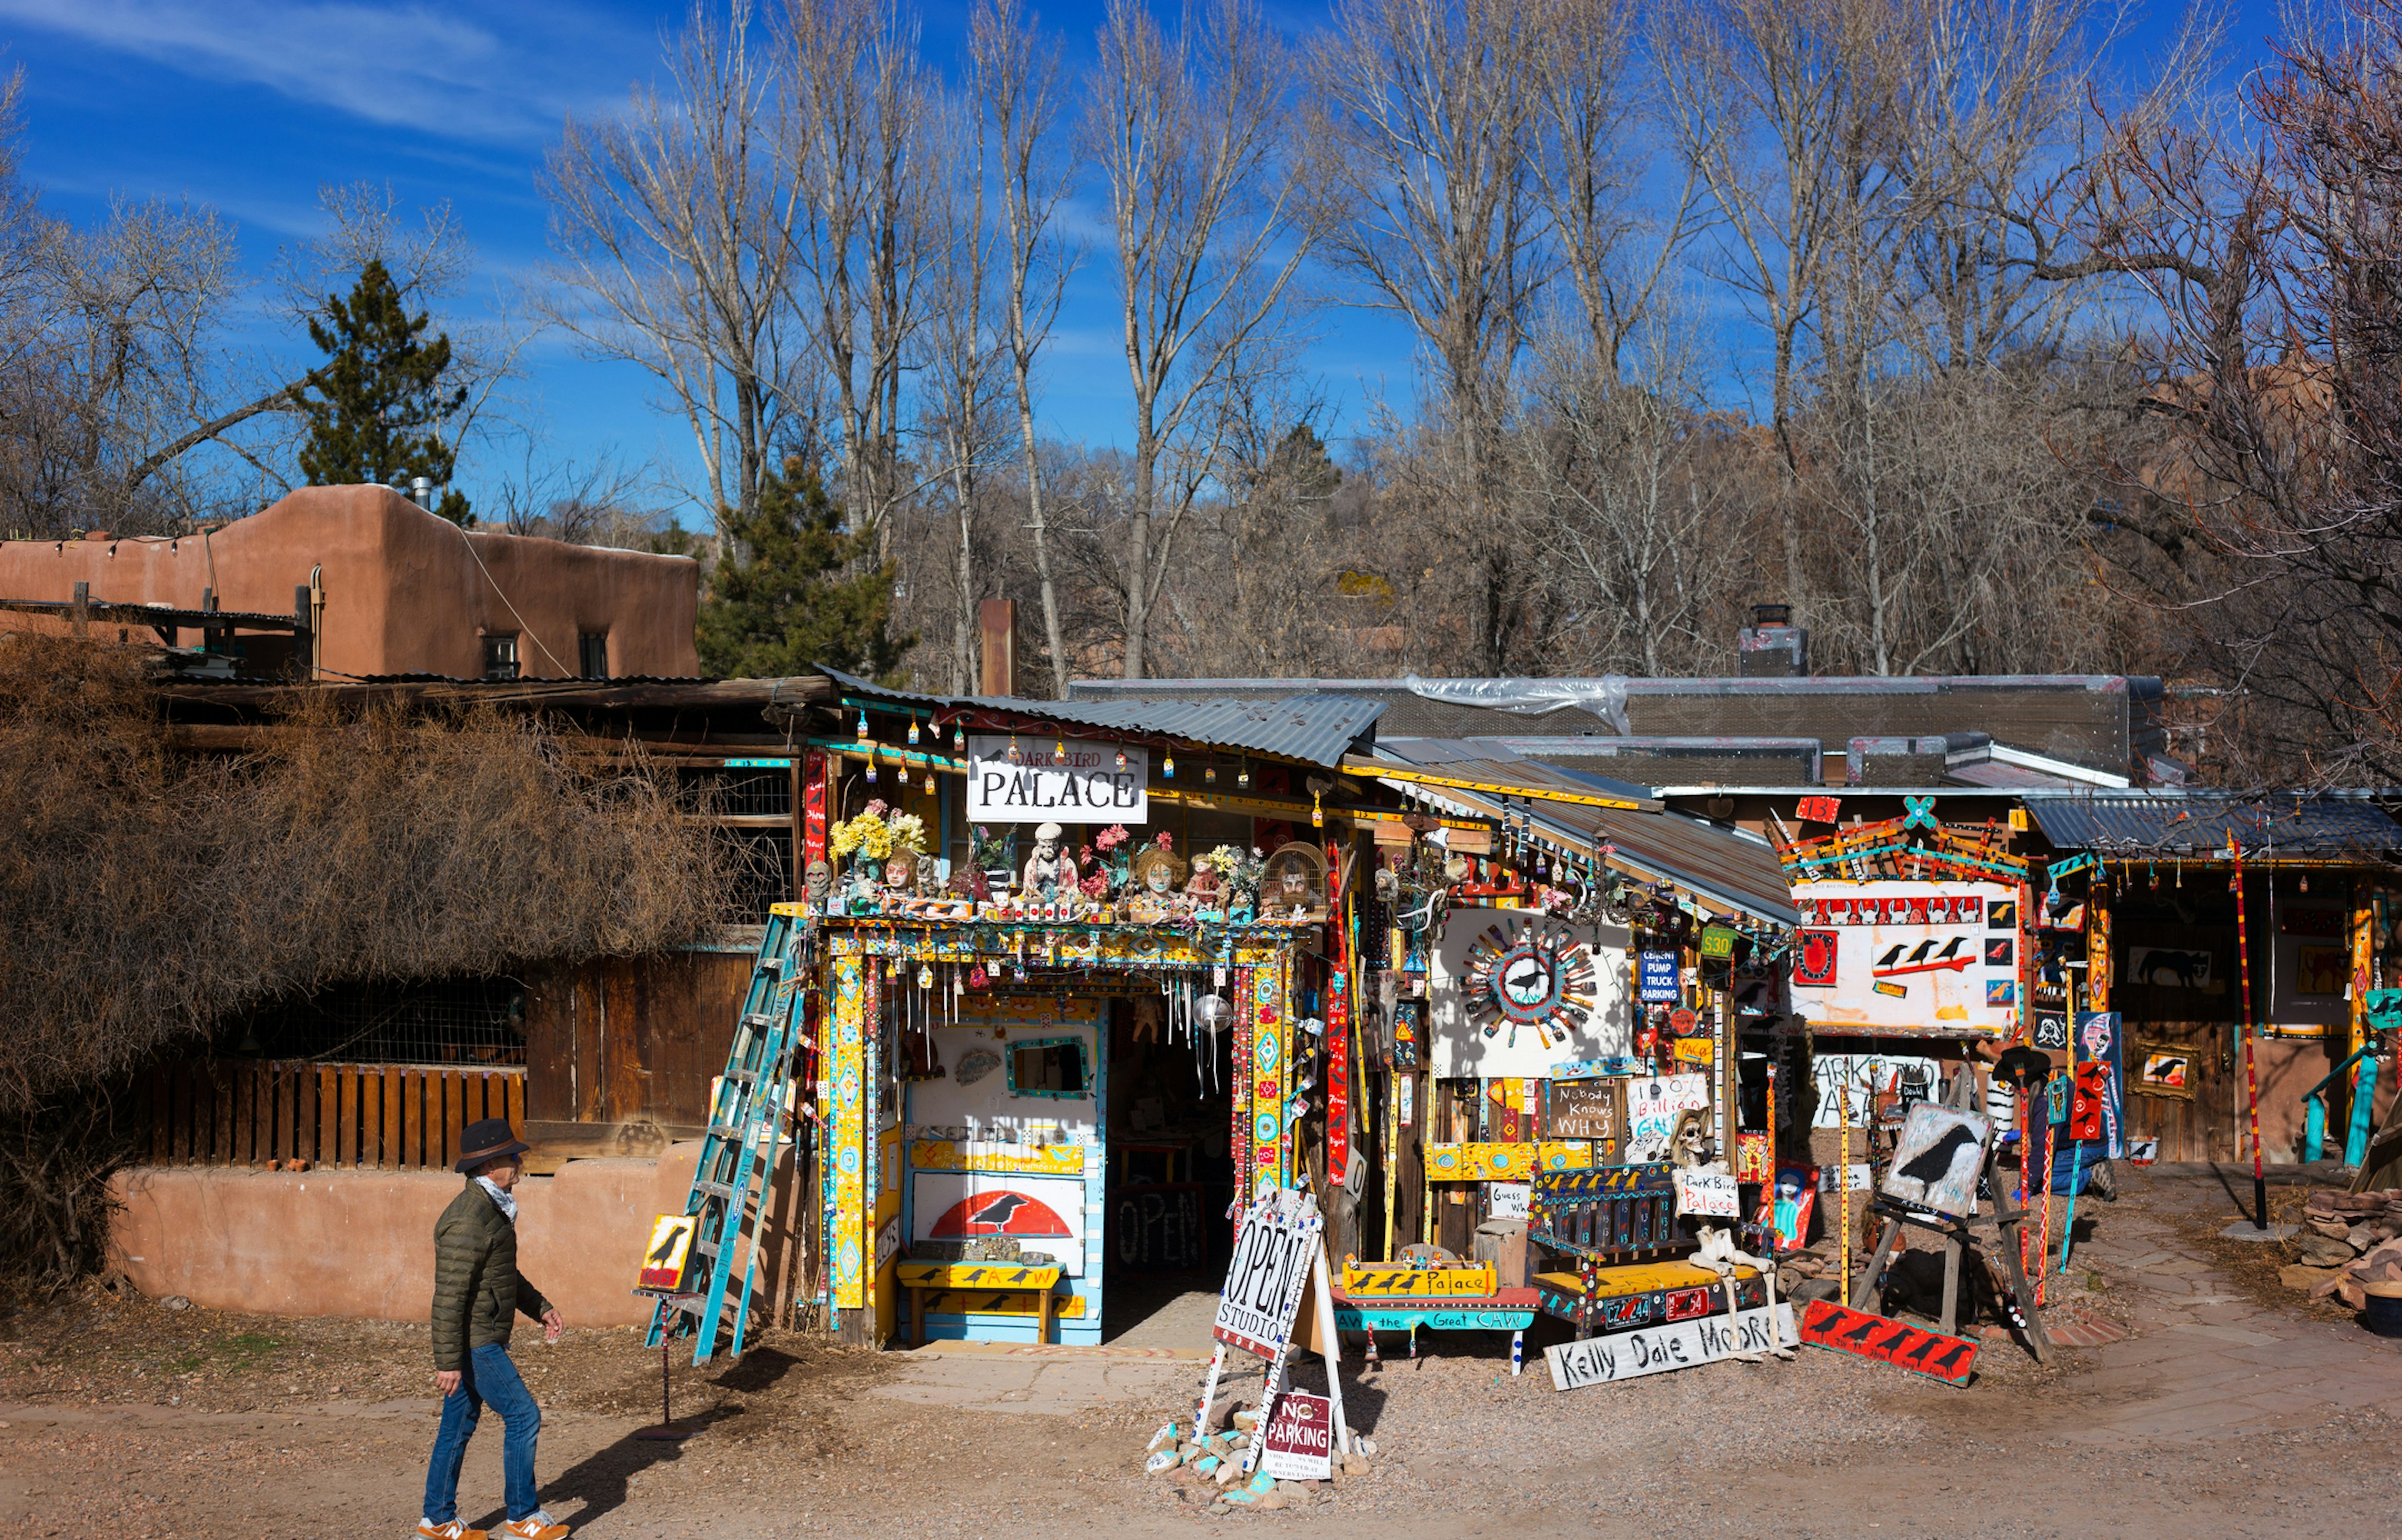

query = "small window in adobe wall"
[[483, 634, 520, 681]]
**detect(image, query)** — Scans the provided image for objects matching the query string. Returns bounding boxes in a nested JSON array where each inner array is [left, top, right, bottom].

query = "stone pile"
[[2286, 1188, 2402, 1309], [1139, 1404, 1376, 1514]]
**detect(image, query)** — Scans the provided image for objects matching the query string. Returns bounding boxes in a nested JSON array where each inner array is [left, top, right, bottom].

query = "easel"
[[1845, 1075, 2051, 1363], [1194, 1190, 1354, 1476]]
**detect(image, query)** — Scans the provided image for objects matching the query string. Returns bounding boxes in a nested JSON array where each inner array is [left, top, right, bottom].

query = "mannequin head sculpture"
[[805, 859, 832, 906], [883, 848, 918, 891]]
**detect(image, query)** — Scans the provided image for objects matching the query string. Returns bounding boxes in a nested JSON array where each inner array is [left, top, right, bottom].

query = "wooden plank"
[[401, 1068, 422, 1170], [337, 1066, 358, 1167], [442, 1071, 468, 1170], [573, 967, 604, 1123], [170, 1063, 191, 1164], [603, 958, 646, 1125], [520, 963, 576, 1125], [504, 1070, 524, 1136], [378, 1067, 398, 1168], [315, 1065, 337, 1167], [229, 1061, 255, 1158], [208, 1064, 232, 1164]]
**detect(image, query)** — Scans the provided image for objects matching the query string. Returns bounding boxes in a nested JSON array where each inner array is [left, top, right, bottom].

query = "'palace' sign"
[[966, 736, 1147, 823]]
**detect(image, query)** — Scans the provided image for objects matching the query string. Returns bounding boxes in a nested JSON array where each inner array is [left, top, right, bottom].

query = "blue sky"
[[0, 0, 2293, 522]]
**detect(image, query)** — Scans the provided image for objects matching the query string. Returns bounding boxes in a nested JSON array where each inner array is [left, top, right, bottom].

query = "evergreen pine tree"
[[296, 259, 472, 523], [697, 455, 913, 681]]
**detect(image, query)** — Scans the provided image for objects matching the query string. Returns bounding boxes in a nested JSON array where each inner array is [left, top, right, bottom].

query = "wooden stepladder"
[[1847, 1073, 2050, 1364], [646, 910, 809, 1365]]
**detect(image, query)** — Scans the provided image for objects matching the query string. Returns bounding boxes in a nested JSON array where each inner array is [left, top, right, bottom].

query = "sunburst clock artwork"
[[1462, 920, 1598, 1047]]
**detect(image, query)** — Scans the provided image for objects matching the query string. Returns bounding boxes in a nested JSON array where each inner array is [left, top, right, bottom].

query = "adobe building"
[[0, 484, 699, 679]]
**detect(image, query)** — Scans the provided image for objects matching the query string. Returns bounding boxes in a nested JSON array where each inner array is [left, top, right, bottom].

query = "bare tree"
[[1527, 0, 1695, 381], [782, 0, 941, 547], [1309, 0, 1554, 671], [972, 0, 1081, 696], [542, 1, 805, 525], [1089, 0, 1314, 679], [913, 96, 1012, 692], [1523, 315, 1740, 673]]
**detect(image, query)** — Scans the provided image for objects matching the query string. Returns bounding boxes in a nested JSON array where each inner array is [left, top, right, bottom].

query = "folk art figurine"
[[1126, 844, 1188, 923], [1261, 842, 1330, 921], [1021, 821, 1080, 906]]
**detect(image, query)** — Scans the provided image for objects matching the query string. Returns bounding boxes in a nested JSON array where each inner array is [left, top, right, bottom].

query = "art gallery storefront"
[[2022, 793, 2402, 1170]]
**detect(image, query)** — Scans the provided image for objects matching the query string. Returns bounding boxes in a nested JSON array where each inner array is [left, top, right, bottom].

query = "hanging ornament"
[[953, 723, 965, 751], [1055, 736, 1067, 763], [1008, 734, 1021, 764], [908, 719, 920, 745], [1163, 751, 1175, 779], [856, 710, 871, 742], [1116, 747, 1127, 771], [917, 964, 934, 990], [898, 762, 910, 786], [865, 744, 879, 783], [1311, 787, 1324, 828], [968, 962, 988, 989], [1239, 762, 1250, 788], [1206, 761, 1218, 784]]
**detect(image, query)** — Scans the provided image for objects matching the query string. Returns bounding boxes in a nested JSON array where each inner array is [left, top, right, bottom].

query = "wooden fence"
[[139, 1060, 524, 1171]]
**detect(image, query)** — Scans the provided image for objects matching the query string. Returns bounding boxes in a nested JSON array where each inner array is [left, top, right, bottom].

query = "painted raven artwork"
[[1878, 1103, 1991, 1217]]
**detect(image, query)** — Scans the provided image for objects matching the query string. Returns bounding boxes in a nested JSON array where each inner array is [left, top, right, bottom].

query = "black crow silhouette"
[[647, 1227, 686, 1263], [1930, 936, 1964, 961], [1877, 944, 1905, 968], [1903, 940, 1935, 965], [968, 1192, 1031, 1231], [1895, 1125, 1979, 1190]]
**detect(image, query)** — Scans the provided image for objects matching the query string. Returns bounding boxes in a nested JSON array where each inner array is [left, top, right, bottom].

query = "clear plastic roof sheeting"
[[1401, 674, 1630, 735]]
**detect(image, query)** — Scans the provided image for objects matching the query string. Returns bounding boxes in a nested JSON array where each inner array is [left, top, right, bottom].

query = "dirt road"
[[3, 1168, 2391, 1539]]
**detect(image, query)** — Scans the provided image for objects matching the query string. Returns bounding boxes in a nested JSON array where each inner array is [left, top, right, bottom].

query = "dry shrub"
[[0, 633, 727, 1287]]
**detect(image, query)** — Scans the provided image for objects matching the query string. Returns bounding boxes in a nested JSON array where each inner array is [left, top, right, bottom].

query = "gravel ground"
[[3, 1175, 2392, 1539]]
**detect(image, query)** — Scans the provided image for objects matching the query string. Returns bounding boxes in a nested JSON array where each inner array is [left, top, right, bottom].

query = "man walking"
[[418, 1118, 570, 1540]]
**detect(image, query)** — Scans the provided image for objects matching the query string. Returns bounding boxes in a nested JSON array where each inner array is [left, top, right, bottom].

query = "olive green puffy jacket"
[[430, 1181, 551, 1372]]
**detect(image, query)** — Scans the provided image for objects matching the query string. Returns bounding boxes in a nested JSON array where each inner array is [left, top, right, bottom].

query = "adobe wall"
[[108, 1143, 809, 1329], [0, 485, 699, 679]]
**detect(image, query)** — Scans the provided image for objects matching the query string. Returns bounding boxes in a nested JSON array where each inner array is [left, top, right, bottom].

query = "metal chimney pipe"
[[410, 475, 434, 510]]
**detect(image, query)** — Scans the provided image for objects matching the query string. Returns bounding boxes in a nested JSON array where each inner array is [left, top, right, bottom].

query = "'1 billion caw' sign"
[[966, 736, 1147, 824]]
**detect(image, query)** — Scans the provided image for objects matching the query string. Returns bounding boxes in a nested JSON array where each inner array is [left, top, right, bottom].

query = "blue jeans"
[[422, 1343, 541, 1523]]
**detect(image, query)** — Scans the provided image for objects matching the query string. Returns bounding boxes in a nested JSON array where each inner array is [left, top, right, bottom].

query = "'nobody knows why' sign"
[[966, 736, 1147, 824]]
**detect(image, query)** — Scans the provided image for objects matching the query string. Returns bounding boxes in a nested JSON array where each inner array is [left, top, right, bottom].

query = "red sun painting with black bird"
[[930, 1189, 1075, 1242]]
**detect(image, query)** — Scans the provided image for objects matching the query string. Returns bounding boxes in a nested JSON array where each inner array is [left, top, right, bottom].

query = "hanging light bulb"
[[1163, 751, 1175, 779], [856, 710, 870, 742], [1238, 761, 1250, 788], [908, 719, 920, 745]]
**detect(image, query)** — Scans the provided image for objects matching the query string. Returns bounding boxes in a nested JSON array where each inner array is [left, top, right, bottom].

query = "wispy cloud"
[[0, 0, 647, 144]]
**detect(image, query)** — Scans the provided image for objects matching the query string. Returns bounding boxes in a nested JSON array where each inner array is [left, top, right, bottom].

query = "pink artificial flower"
[[865, 799, 890, 818], [1096, 823, 1130, 851], [1154, 831, 1175, 851], [1080, 870, 1111, 899]]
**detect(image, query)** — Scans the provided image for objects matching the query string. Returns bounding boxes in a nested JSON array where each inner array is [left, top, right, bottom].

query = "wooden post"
[[70, 580, 88, 639], [976, 599, 1016, 697]]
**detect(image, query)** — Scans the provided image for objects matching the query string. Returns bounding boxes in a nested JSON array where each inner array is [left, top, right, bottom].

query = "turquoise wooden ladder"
[[2302, 1046, 2381, 1168], [646, 911, 808, 1365]]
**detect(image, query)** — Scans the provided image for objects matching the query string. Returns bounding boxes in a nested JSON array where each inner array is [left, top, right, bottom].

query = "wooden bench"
[[1528, 1165, 1765, 1339], [896, 1262, 1064, 1346]]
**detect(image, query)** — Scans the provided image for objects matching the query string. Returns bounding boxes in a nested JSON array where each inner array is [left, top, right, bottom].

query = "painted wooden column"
[[2353, 877, 2376, 1113], [830, 947, 868, 1315], [2085, 876, 2112, 1016]]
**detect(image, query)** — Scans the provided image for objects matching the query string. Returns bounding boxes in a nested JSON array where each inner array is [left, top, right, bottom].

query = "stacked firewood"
[[2295, 1189, 2402, 1309]]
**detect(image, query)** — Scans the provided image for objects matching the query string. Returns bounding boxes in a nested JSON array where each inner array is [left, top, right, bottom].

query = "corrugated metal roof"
[[819, 666, 1383, 768], [1071, 674, 2162, 775], [2025, 793, 2402, 859], [1371, 739, 1795, 923]]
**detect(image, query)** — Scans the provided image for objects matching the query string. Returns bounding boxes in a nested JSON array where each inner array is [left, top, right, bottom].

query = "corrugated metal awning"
[[818, 666, 1384, 768], [1371, 739, 1795, 923], [2025, 792, 2402, 861]]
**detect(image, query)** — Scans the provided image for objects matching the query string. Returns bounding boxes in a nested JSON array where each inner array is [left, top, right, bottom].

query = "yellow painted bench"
[[896, 1262, 1065, 1345]]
